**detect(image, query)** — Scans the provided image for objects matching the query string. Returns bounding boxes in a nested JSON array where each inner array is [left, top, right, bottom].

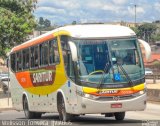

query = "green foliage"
[[72, 21, 77, 25], [151, 33, 160, 42], [44, 19, 51, 27], [39, 17, 44, 26], [0, 0, 37, 58], [152, 61, 160, 69], [134, 23, 157, 43], [130, 27, 139, 36], [131, 23, 160, 43]]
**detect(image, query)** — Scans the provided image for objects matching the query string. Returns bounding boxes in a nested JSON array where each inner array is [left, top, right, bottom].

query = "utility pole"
[[134, 4, 137, 26], [133, 0, 137, 26]]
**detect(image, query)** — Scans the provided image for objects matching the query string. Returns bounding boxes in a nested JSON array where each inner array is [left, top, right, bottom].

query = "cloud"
[[127, 6, 145, 16], [34, 0, 159, 25], [112, 0, 128, 5], [37, 7, 66, 15], [154, 2, 160, 12], [37, 0, 80, 10]]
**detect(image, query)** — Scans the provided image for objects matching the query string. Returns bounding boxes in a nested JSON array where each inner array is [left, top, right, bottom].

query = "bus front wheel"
[[23, 97, 42, 119], [114, 112, 125, 121], [57, 95, 73, 122]]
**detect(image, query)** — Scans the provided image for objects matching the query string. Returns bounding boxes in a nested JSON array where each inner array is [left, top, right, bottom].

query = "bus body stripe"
[[82, 83, 145, 96], [12, 34, 54, 52]]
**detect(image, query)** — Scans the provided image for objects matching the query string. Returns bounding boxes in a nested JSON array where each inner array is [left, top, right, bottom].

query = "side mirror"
[[138, 39, 151, 61], [68, 41, 78, 61]]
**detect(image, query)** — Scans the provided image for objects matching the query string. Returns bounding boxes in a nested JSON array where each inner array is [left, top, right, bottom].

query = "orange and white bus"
[[9, 24, 151, 121]]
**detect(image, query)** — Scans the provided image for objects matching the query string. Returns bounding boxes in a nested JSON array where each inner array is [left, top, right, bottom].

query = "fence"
[[145, 74, 160, 83]]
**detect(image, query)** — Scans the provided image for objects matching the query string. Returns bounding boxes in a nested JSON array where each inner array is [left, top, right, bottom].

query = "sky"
[[34, 0, 160, 25]]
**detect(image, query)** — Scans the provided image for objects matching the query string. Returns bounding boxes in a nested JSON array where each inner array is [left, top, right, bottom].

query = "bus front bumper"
[[77, 93, 146, 114]]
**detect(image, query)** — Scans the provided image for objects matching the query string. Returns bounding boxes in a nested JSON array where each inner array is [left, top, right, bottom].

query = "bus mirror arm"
[[68, 41, 78, 61], [138, 39, 151, 61]]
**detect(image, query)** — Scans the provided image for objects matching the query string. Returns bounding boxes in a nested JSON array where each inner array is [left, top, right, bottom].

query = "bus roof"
[[11, 24, 136, 52], [59, 24, 136, 38]]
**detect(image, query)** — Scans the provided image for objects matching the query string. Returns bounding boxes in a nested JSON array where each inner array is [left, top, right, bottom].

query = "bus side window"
[[31, 46, 39, 68], [40, 42, 49, 66], [30, 47, 35, 68], [35, 46, 39, 67], [60, 35, 75, 81], [23, 49, 29, 69], [10, 53, 16, 72], [49, 38, 59, 64], [16, 51, 22, 71]]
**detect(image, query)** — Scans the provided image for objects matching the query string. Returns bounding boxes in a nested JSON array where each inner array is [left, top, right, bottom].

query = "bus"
[[9, 24, 151, 121]]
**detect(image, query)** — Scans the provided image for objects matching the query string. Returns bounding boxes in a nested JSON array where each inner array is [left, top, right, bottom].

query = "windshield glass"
[[73, 38, 144, 85]]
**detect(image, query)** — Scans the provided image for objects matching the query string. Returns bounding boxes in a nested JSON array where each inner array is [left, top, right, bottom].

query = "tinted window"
[[10, 53, 16, 72], [60, 36, 75, 81], [16, 51, 22, 71], [23, 49, 29, 69], [40, 42, 49, 66], [49, 38, 59, 64], [30, 46, 39, 68], [61, 36, 69, 66], [30, 47, 34, 68], [35, 46, 39, 67]]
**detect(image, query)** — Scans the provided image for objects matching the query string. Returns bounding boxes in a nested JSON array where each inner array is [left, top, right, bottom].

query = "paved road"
[[0, 103, 160, 126]]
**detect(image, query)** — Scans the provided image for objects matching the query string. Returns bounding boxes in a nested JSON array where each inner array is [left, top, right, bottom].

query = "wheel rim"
[[61, 99, 66, 121], [23, 98, 29, 117]]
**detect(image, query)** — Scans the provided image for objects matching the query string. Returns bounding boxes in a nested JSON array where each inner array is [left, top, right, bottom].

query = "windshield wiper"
[[97, 62, 110, 90], [97, 62, 134, 92], [117, 63, 134, 87]]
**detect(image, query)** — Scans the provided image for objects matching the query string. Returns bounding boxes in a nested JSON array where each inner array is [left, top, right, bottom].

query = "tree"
[[39, 17, 44, 26], [137, 23, 157, 43], [36, 17, 51, 30], [0, 0, 37, 58], [44, 19, 51, 27], [152, 61, 160, 71], [72, 21, 77, 25]]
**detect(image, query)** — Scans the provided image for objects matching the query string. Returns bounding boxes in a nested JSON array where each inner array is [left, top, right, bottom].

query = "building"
[[105, 21, 142, 27], [143, 53, 160, 69]]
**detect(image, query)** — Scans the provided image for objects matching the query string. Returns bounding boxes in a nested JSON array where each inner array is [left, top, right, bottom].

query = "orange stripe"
[[12, 34, 54, 52], [16, 71, 33, 88], [89, 90, 140, 96]]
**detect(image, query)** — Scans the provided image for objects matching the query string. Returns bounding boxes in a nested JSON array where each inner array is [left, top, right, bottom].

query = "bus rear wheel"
[[23, 97, 42, 119], [114, 112, 125, 121], [57, 95, 73, 122]]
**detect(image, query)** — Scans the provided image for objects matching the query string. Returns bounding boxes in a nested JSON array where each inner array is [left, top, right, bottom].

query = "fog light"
[[81, 103, 86, 109]]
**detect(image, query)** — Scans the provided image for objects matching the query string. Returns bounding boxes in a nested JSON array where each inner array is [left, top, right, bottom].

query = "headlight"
[[84, 93, 99, 100], [139, 90, 145, 95], [76, 90, 99, 100], [132, 89, 146, 96]]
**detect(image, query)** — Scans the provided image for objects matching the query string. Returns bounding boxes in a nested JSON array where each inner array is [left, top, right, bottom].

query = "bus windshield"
[[73, 38, 144, 85]]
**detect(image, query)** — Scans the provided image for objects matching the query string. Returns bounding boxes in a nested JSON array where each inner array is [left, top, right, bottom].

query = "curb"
[[0, 107, 14, 112], [147, 101, 160, 105]]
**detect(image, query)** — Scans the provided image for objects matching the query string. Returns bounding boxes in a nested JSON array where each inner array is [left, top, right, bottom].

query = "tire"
[[34, 113, 42, 119], [114, 112, 125, 121], [57, 95, 73, 122], [23, 97, 42, 119]]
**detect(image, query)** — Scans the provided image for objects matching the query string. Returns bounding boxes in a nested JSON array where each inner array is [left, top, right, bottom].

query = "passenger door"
[[60, 36, 78, 106]]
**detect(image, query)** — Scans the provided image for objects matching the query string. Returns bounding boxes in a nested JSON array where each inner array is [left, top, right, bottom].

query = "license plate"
[[111, 103, 122, 108]]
